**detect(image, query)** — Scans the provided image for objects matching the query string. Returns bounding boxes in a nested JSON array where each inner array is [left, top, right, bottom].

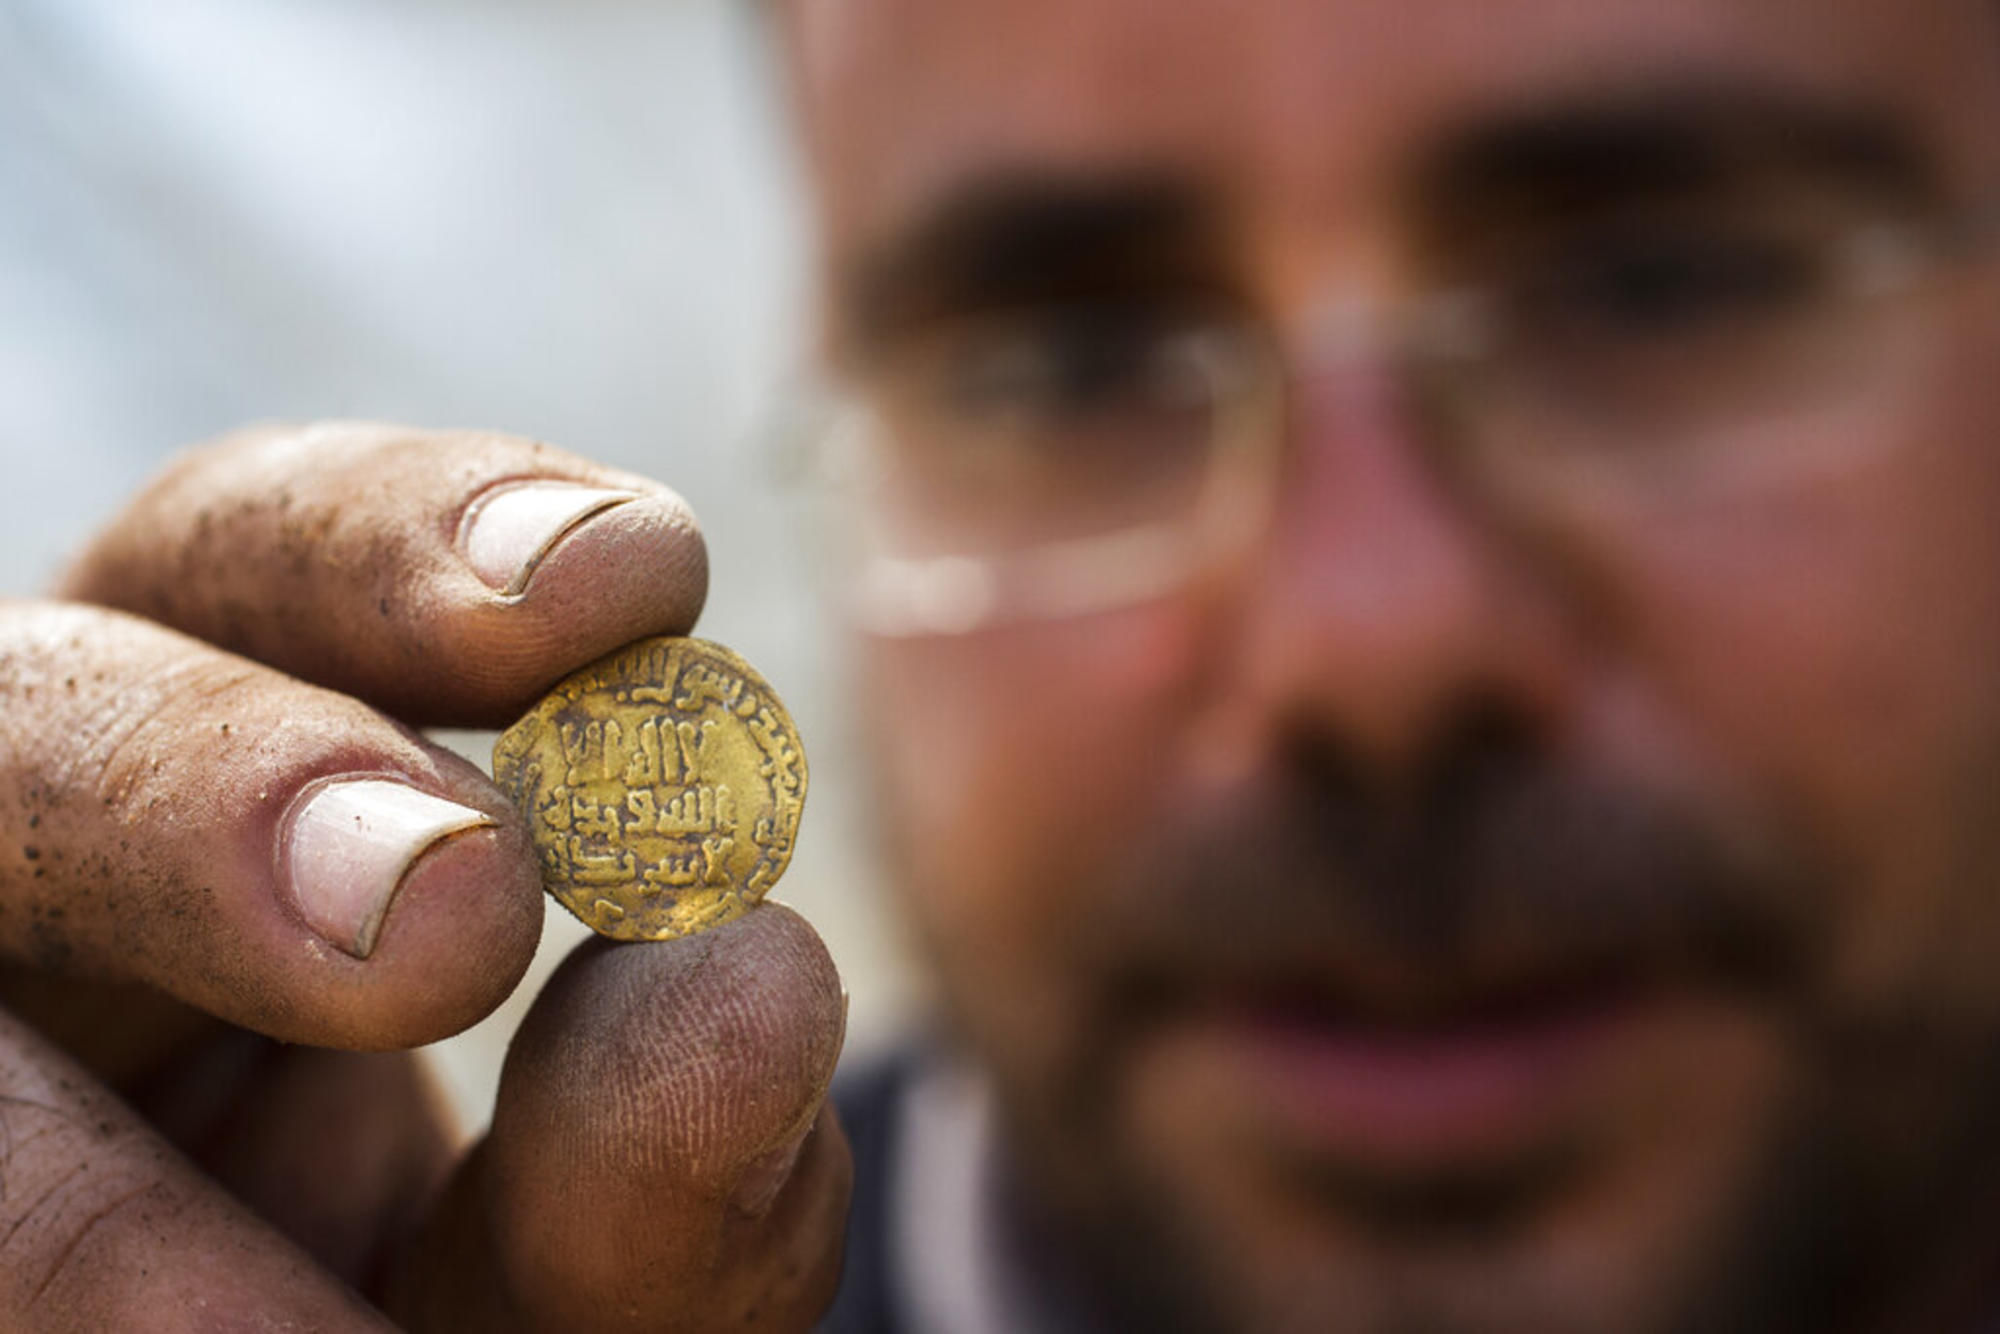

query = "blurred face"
[[788, 2, 2000, 1330]]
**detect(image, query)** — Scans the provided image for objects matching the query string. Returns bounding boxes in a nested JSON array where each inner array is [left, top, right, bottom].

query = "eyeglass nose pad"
[[1298, 287, 1490, 376], [1291, 291, 1431, 435], [1301, 291, 1377, 370]]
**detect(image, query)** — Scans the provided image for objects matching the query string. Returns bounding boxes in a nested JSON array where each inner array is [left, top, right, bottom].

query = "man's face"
[[789, 2, 2000, 1330]]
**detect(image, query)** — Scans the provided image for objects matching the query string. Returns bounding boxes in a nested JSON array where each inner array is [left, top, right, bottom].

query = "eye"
[[1514, 228, 1826, 340], [935, 306, 1222, 429]]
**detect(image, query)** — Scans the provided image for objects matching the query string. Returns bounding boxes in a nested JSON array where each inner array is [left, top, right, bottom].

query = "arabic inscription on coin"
[[493, 637, 807, 941]]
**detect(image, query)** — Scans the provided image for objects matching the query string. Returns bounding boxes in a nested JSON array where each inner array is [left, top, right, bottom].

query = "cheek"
[[1597, 358, 2000, 1000], [856, 612, 1200, 1040], [861, 607, 1204, 926]]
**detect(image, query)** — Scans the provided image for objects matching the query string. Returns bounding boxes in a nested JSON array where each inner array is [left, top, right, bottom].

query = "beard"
[[905, 705, 2000, 1334]]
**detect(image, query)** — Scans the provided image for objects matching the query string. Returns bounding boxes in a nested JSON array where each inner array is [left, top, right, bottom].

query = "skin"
[[0, 422, 850, 1330], [783, 0, 2000, 1331]]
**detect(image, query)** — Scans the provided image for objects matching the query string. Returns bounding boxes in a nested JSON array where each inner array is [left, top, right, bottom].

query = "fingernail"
[[460, 481, 638, 595], [732, 1121, 815, 1217], [282, 779, 495, 958]]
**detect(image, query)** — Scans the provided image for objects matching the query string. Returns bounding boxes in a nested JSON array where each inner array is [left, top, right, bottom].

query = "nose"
[[1218, 352, 1580, 786]]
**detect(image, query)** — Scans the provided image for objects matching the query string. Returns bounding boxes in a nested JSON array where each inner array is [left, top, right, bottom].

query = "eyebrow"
[[834, 81, 1949, 350], [1412, 81, 1947, 229], [837, 173, 1227, 353]]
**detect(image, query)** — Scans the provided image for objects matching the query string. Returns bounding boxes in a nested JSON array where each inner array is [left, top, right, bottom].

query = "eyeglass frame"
[[779, 194, 2000, 637]]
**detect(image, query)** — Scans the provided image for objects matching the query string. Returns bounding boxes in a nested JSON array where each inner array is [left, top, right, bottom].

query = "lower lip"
[[1185, 990, 1652, 1168]]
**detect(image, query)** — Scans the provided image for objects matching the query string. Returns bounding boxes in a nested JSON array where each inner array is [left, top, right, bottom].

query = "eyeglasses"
[[794, 196, 2000, 636]]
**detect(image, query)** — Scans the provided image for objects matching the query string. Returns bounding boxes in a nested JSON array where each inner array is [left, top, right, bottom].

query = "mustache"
[[1081, 714, 1824, 1016]]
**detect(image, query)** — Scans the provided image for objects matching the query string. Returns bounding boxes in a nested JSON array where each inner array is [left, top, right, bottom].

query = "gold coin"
[[492, 637, 808, 941]]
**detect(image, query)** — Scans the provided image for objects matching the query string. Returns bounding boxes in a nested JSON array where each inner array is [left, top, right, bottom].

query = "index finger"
[[59, 421, 710, 727]]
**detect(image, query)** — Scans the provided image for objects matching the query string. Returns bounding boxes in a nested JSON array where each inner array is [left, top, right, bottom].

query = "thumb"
[[391, 904, 851, 1332]]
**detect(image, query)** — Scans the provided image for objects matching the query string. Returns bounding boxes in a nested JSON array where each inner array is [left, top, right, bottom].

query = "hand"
[[0, 422, 850, 1331]]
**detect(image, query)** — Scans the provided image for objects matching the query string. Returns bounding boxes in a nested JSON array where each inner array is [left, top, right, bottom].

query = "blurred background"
[[0, 0, 918, 1131]]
